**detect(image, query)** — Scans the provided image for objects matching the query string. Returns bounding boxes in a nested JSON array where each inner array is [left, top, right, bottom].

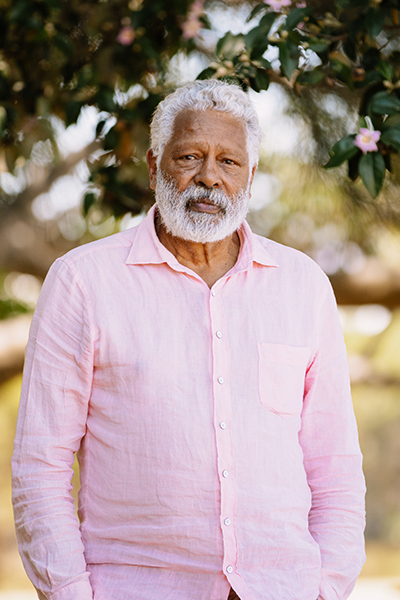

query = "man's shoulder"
[[253, 232, 327, 278], [57, 226, 140, 268]]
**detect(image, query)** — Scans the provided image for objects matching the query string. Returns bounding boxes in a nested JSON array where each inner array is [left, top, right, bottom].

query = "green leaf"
[[378, 61, 394, 82], [245, 26, 263, 52], [8, 0, 31, 23], [324, 135, 358, 169], [343, 38, 356, 62], [383, 153, 391, 172], [259, 12, 278, 33], [253, 68, 270, 92], [104, 126, 120, 151], [199, 14, 211, 29], [306, 38, 329, 55], [358, 151, 386, 198], [216, 32, 245, 60], [247, 3, 267, 22], [96, 119, 107, 137], [5, 145, 19, 173], [285, 7, 313, 31], [365, 7, 384, 39], [380, 127, 400, 151], [361, 48, 381, 71], [197, 67, 216, 80], [279, 40, 299, 79], [65, 101, 82, 126], [83, 192, 97, 215], [369, 91, 400, 116], [0, 106, 6, 135], [95, 87, 117, 113], [354, 70, 380, 89], [330, 58, 353, 88], [296, 68, 324, 85], [337, 0, 369, 7], [245, 14, 277, 58], [54, 33, 73, 57], [348, 152, 361, 181], [384, 114, 400, 128], [247, 36, 269, 60], [254, 57, 273, 70], [358, 116, 368, 129]]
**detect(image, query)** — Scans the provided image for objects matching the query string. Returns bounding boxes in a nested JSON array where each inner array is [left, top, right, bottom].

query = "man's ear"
[[146, 149, 158, 190]]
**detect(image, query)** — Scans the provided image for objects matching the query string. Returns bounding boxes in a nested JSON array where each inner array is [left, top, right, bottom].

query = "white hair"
[[149, 79, 262, 169]]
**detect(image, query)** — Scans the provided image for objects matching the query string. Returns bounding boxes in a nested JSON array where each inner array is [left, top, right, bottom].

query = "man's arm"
[[300, 277, 366, 600], [12, 259, 94, 600]]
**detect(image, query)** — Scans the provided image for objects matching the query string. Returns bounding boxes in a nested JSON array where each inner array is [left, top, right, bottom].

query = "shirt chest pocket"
[[257, 343, 310, 416]]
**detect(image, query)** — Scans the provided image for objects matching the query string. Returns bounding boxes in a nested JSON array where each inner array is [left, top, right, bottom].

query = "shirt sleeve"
[[299, 275, 366, 600], [12, 258, 95, 600]]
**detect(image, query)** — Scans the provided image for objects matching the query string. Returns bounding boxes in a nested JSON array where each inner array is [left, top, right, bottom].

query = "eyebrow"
[[171, 142, 247, 161]]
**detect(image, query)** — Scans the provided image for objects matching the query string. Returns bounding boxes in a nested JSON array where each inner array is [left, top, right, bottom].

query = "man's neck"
[[155, 214, 240, 289]]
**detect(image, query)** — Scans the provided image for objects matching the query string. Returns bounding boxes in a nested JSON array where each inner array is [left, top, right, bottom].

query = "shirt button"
[[216, 330, 223, 339], [222, 469, 228, 478], [217, 376, 224, 384], [211, 289, 216, 297], [219, 421, 227, 430], [224, 518, 231, 526], [226, 565, 233, 574]]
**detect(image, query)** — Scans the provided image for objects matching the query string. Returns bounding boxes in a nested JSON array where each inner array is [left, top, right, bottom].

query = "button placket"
[[209, 286, 238, 579]]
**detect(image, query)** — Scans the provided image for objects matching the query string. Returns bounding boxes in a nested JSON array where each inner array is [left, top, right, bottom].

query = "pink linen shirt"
[[12, 205, 365, 600]]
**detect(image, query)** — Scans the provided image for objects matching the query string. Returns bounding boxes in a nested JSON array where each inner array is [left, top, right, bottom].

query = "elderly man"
[[12, 80, 365, 600]]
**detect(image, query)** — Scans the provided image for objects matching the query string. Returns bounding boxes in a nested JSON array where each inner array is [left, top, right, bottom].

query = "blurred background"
[[1, 0, 400, 597]]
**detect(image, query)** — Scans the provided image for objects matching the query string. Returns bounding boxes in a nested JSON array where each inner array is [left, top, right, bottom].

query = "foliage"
[[0, 0, 399, 221], [200, 0, 400, 198], [0, 0, 202, 216], [0, 271, 31, 319]]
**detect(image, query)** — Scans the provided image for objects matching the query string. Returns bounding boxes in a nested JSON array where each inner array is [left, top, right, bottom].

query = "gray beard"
[[155, 170, 250, 244]]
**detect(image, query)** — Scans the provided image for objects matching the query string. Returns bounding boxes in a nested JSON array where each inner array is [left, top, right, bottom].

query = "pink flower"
[[296, 1, 307, 7], [117, 26, 135, 46], [354, 128, 381, 154], [181, 16, 203, 39], [264, 0, 291, 11], [181, 1, 205, 39], [190, 0, 204, 18]]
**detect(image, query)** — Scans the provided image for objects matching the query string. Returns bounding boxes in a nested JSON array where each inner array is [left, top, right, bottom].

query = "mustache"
[[163, 180, 231, 211]]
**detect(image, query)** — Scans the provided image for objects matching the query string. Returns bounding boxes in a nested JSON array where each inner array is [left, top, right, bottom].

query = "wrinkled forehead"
[[164, 108, 249, 158]]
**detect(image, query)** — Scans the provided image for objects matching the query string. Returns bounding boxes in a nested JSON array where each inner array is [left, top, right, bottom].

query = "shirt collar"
[[125, 204, 279, 271]]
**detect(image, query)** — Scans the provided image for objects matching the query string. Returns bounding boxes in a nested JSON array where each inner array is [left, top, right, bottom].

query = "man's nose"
[[194, 157, 221, 188]]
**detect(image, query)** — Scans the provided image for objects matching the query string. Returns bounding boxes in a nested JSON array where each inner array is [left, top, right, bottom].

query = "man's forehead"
[[167, 109, 248, 152], [172, 108, 246, 131]]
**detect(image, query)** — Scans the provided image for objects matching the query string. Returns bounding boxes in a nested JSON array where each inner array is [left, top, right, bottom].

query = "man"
[[12, 80, 365, 600]]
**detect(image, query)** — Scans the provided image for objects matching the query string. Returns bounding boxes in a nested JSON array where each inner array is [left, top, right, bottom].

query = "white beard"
[[155, 170, 250, 244]]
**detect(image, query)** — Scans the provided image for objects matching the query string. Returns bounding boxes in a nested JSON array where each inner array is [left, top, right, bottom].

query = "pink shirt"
[[12, 205, 365, 600]]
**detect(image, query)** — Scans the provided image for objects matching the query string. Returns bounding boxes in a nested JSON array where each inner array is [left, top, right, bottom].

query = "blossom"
[[181, 17, 203, 39], [181, 1, 205, 40], [117, 26, 135, 46], [354, 128, 381, 154], [189, 0, 204, 18], [264, 0, 291, 11]]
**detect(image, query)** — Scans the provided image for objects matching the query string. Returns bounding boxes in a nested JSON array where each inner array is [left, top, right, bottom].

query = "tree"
[[0, 0, 206, 215], [0, 0, 210, 281], [1, 0, 400, 303], [199, 0, 400, 198]]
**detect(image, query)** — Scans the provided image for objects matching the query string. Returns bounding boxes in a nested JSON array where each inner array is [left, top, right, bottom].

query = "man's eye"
[[223, 159, 236, 165], [180, 155, 196, 160]]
